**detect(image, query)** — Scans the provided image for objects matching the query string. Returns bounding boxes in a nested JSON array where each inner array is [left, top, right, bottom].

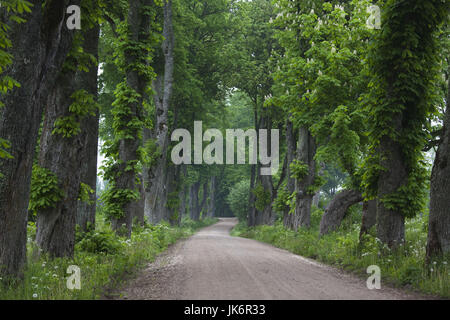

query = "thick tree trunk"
[[293, 127, 316, 230], [37, 23, 100, 257], [377, 119, 407, 248], [144, 0, 174, 224], [360, 200, 377, 240], [254, 116, 275, 226], [132, 175, 145, 226], [427, 77, 450, 260], [0, 0, 79, 279], [75, 25, 100, 232], [163, 163, 179, 224], [36, 71, 83, 258], [319, 189, 363, 236], [112, 0, 154, 236]]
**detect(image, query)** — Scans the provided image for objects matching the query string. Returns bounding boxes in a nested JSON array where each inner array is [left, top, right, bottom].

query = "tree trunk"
[[76, 25, 100, 232], [144, 0, 174, 224], [199, 181, 208, 219], [189, 182, 200, 221], [0, 0, 79, 279], [248, 164, 257, 227], [254, 116, 275, 226], [283, 117, 296, 229], [319, 189, 363, 236], [112, 0, 155, 236], [132, 175, 145, 226], [293, 127, 316, 230], [207, 176, 217, 218], [427, 75, 450, 260], [178, 165, 187, 222], [360, 200, 377, 240], [377, 122, 407, 248]]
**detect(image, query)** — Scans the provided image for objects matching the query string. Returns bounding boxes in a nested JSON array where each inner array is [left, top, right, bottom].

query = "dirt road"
[[114, 218, 422, 300]]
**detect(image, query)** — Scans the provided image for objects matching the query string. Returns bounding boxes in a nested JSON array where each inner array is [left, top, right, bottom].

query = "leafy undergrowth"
[[0, 216, 217, 300], [231, 207, 449, 298]]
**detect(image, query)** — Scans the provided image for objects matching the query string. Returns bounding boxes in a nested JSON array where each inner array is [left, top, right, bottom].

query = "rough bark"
[[319, 189, 363, 236], [360, 200, 377, 240], [376, 116, 407, 248], [112, 0, 154, 236], [132, 175, 145, 226], [144, 0, 174, 224], [75, 25, 100, 232], [164, 163, 180, 225], [0, 0, 79, 279], [427, 76, 450, 260], [292, 127, 316, 230], [254, 116, 275, 226]]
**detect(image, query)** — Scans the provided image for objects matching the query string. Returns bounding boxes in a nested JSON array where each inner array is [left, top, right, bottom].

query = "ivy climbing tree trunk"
[[365, 0, 448, 250], [427, 74, 450, 261], [376, 125, 407, 248], [254, 116, 275, 226], [144, 0, 174, 224], [293, 127, 316, 230], [0, 0, 78, 279], [76, 25, 100, 232], [111, 0, 156, 236], [36, 18, 100, 257]]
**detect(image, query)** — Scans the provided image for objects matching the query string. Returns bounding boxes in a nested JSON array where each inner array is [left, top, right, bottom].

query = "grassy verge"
[[231, 207, 449, 298], [0, 216, 217, 300]]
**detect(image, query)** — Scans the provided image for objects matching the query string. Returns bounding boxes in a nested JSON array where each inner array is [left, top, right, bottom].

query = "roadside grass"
[[0, 216, 217, 300], [231, 206, 449, 298]]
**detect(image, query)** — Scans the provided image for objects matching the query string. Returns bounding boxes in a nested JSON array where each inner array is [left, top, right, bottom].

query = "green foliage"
[[0, 0, 31, 164], [362, 0, 449, 217], [0, 217, 217, 299], [78, 182, 95, 204], [28, 165, 64, 215], [166, 191, 180, 211], [252, 182, 271, 212], [289, 159, 309, 181], [139, 138, 161, 169], [100, 186, 140, 219], [52, 90, 98, 138], [272, 184, 296, 214], [233, 213, 449, 298], [75, 228, 122, 255], [227, 180, 250, 221]]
